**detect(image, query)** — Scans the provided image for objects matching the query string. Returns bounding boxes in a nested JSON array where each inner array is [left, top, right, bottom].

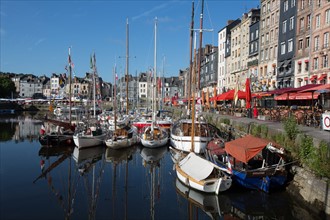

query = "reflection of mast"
[[35, 147, 78, 219]]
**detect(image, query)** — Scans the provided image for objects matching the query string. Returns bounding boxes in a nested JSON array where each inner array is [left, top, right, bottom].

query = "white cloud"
[[34, 38, 45, 46], [132, 2, 169, 21]]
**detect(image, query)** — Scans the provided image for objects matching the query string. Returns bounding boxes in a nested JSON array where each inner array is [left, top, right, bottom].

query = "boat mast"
[[152, 17, 158, 131], [125, 17, 129, 115], [92, 52, 96, 118], [191, 32, 197, 152], [187, 1, 194, 116], [68, 47, 72, 124], [114, 64, 117, 131], [197, 0, 204, 91]]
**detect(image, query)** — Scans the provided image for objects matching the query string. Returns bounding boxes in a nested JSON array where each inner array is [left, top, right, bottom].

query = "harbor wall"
[[170, 107, 330, 216]]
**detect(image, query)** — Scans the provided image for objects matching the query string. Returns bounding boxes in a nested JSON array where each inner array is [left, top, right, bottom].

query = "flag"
[[115, 74, 118, 81], [90, 54, 93, 69]]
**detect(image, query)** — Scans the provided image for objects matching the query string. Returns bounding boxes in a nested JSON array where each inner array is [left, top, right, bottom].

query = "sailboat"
[[39, 47, 75, 147], [140, 17, 169, 148], [73, 53, 107, 149], [169, 2, 215, 154], [105, 18, 139, 149], [171, 6, 232, 194]]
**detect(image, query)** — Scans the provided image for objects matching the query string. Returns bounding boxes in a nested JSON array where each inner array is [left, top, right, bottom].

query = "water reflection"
[[0, 115, 326, 220], [72, 146, 106, 220], [139, 146, 168, 220]]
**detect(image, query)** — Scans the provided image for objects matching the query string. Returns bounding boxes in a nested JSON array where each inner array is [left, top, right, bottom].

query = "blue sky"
[[1, 0, 258, 83]]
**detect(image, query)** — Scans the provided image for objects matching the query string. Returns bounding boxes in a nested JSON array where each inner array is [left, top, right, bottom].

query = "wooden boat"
[[140, 125, 169, 148], [105, 125, 139, 149], [73, 124, 106, 149], [170, 118, 217, 154], [174, 151, 232, 195], [206, 135, 288, 193]]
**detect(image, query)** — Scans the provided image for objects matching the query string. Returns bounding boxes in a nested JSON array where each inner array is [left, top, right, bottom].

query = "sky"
[[1, 0, 259, 83]]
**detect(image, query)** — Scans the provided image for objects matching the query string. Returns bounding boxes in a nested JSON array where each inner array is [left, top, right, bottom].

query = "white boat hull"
[[175, 152, 232, 194], [170, 134, 211, 154], [105, 135, 139, 149], [73, 133, 106, 149], [140, 137, 168, 148]]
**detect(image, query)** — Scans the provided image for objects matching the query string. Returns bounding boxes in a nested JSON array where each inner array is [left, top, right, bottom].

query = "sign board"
[[322, 112, 330, 131]]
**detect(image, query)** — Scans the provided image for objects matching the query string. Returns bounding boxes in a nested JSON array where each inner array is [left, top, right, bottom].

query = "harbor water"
[[0, 113, 325, 220]]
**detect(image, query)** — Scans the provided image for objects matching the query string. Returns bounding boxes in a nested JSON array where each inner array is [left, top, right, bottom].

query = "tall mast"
[[191, 32, 197, 152], [197, 0, 204, 91], [93, 53, 96, 117], [187, 1, 194, 116], [152, 17, 158, 128], [126, 18, 129, 115], [114, 64, 117, 130], [68, 47, 72, 124]]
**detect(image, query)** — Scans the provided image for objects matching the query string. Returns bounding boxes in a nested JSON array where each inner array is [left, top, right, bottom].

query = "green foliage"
[[220, 118, 230, 125], [251, 124, 261, 137], [310, 141, 330, 178], [283, 115, 300, 141], [0, 76, 16, 98], [299, 135, 314, 163], [260, 124, 268, 139]]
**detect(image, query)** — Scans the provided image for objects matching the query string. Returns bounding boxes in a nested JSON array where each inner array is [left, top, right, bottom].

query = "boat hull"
[[105, 135, 139, 149], [176, 164, 232, 194], [39, 134, 74, 146], [73, 133, 106, 149]]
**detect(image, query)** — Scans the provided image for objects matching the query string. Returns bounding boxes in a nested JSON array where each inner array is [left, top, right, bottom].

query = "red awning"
[[304, 77, 308, 81], [274, 93, 290, 100], [310, 75, 317, 81], [298, 83, 330, 93], [318, 74, 327, 81], [294, 92, 319, 100], [225, 135, 274, 163], [216, 89, 246, 101]]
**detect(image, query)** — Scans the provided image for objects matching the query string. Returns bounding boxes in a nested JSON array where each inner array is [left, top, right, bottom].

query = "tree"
[[0, 76, 16, 98]]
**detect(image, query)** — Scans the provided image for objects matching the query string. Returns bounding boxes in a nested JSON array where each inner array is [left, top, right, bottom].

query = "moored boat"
[[206, 135, 288, 193], [174, 151, 232, 195]]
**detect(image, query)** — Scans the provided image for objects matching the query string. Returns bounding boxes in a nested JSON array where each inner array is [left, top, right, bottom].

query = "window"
[[281, 42, 286, 54], [282, 20, 287, 33], [251, 32, 254, 41], [288, 38, 293, 52], [314, 57, 318, 69], [289, 16, 294, 30], [266, 33, 269, 42], [299, 17, 304, 30], [256, 29, 259, 37], [323, 55, 329, 68], [284, 0, 289, 11], [307, 14, 311, 28], [315, 14, 321, 28], [301, 0, 305, 9], [298, 39, 303, 50], [324, 32, 329, 48], [291, 0, 296, 7], [306, 36, 310, 48], [265, 48, 269, 60], [298, 62, 302, 72], [326, 9, 330, 24], [314, 36, 320, 51]]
